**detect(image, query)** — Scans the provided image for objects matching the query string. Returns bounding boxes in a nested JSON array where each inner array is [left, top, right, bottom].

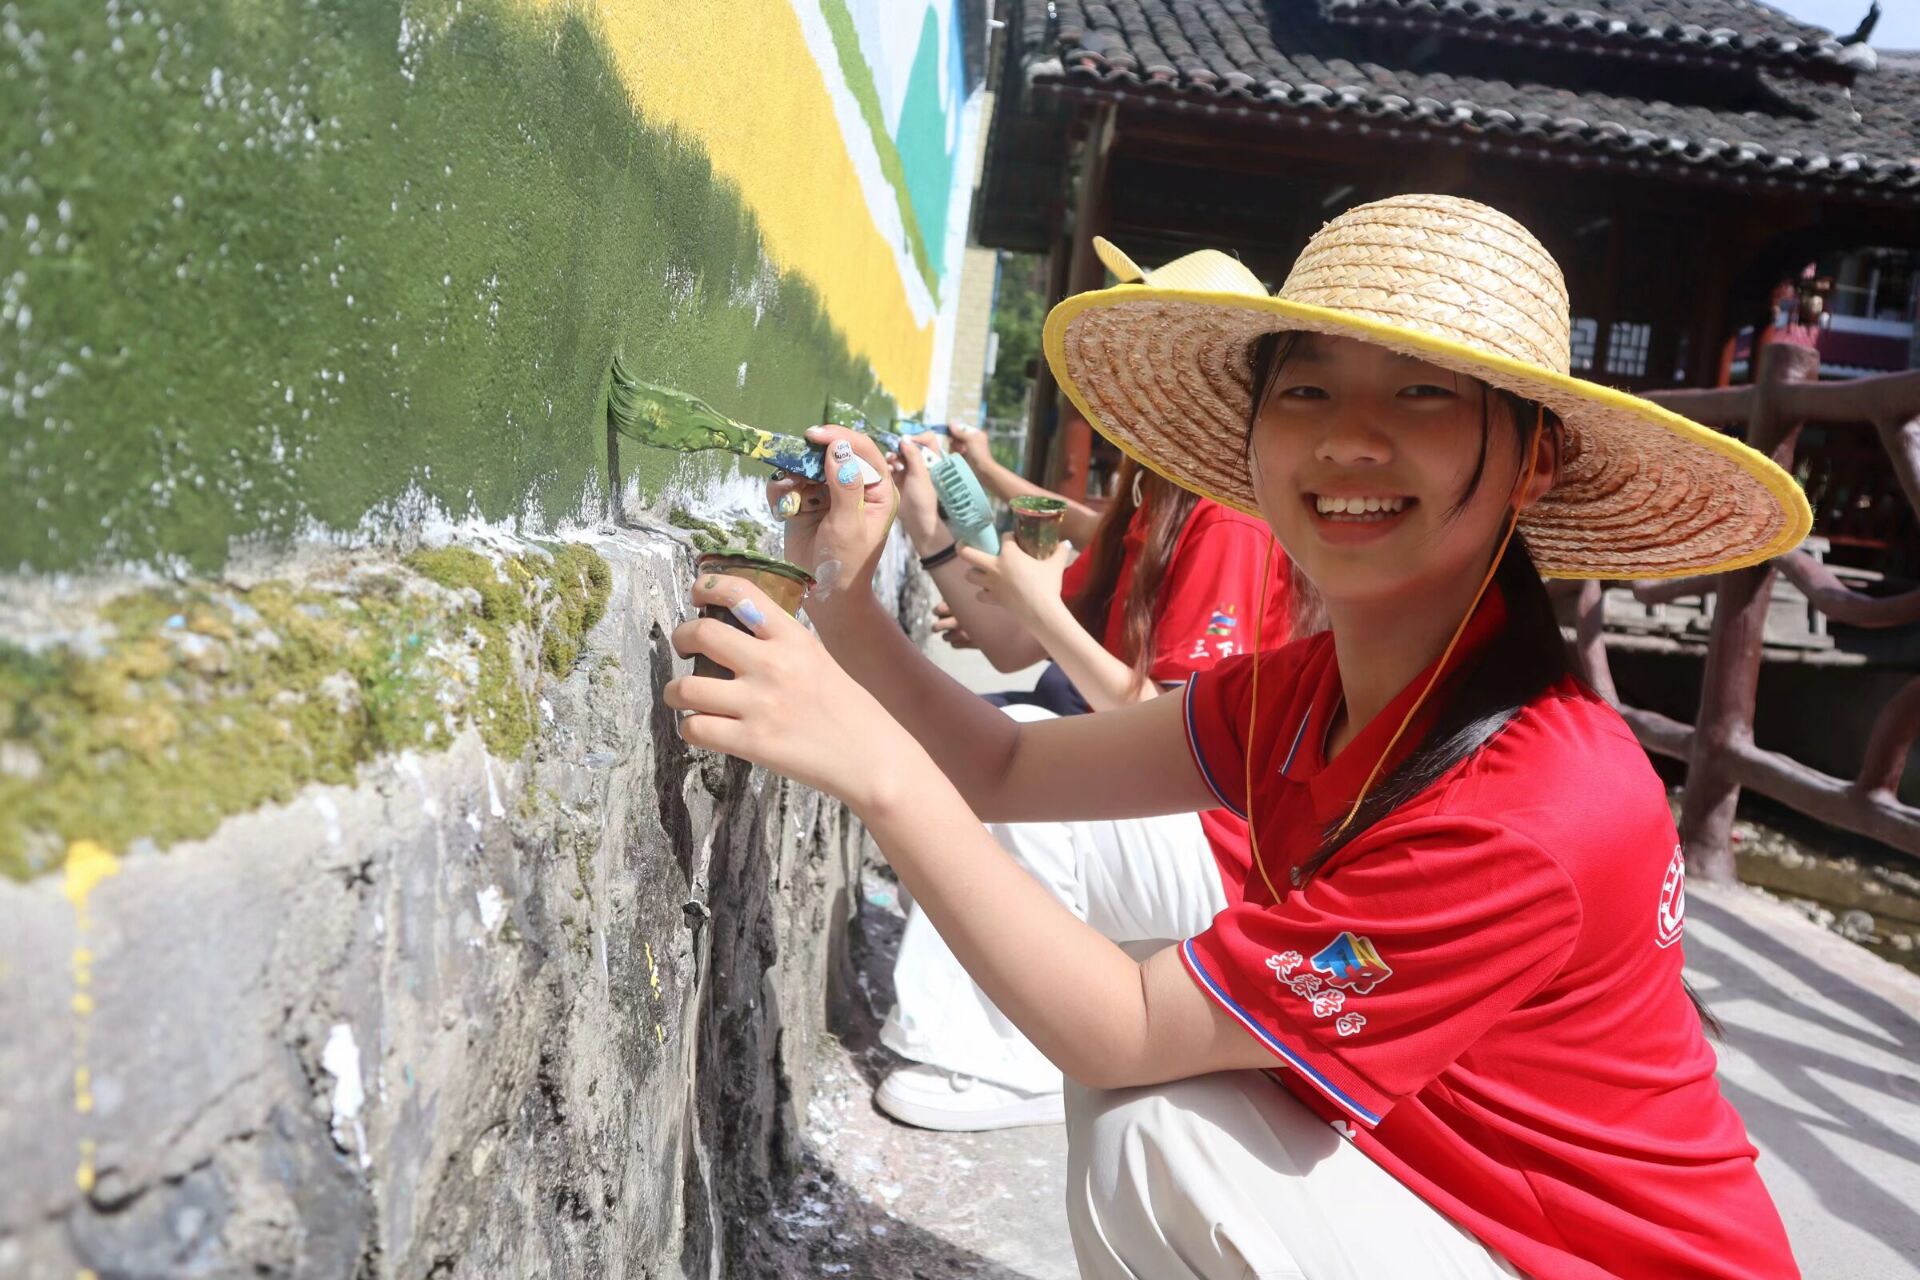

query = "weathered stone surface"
[[0, 521, 900, 1277]]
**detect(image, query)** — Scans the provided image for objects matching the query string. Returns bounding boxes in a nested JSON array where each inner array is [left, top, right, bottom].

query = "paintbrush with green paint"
[[609, 362, 999, 552], [609, 360, 830, 480]]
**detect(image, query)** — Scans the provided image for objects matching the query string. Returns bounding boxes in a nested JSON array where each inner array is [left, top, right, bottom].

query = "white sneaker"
[[874, 1064, 1065, 1132]]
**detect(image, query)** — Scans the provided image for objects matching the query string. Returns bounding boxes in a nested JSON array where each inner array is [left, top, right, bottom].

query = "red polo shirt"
[[1180, 591, 1796, 1280], [1060, 497, 1291, 683], [1062, 497, 1290, 890]]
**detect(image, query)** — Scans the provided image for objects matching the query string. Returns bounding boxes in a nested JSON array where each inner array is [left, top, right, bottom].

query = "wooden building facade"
[[975, 0, 1920, 500]]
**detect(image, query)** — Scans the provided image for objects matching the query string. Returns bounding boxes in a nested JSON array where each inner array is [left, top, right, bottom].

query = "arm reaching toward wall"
[[957, 541, 1162, 710], [661, 562, 1276, 1092], [888, 439, 1045, 673], [948, 424, 1102, 547], [744, 427, 1211, 823]]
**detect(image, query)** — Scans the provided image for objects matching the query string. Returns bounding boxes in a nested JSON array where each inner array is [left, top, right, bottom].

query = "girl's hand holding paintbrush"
[[764, 428, 893, 609]]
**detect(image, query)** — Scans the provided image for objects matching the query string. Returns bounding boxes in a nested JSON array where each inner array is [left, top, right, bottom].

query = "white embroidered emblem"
[[1335, 1013, 1367, 1037], [1656, 845, 1686, 949]]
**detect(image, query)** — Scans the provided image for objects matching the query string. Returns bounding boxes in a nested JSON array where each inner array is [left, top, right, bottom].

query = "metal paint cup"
[[1010, 495, 1067, 559], [693, 549, 814, 679]]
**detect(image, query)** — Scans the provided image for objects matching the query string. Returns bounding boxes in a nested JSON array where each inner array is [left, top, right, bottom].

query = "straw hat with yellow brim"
[[1043, 194, 1812, 581]]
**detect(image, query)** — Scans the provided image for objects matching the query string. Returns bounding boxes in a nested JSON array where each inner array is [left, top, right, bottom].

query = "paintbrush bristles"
[[607, 359, 824, 480]]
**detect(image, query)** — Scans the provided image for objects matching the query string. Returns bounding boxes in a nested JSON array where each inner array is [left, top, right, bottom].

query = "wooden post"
[[1570, 579, 1619, 705], [1040, 104, 1115, 493], [1677, 342, 1819, 881]]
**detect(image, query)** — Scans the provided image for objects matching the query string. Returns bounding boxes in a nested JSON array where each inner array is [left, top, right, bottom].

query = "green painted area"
[[0, 543, 610, 881], [816, 0, 940, 290], [2, 0, 891, 573], [893, 7, 957, 272], [667, 506, 769, 555]]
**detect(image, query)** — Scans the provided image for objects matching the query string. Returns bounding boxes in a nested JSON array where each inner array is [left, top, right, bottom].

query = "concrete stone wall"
[[3, 3, 969, 1272], [0, 521, 923, 1277]]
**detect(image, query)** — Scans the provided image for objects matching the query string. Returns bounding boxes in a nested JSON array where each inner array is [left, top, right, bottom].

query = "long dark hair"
[[1244, 331, 1721, 1034], [1068, 455, 1200, 694]]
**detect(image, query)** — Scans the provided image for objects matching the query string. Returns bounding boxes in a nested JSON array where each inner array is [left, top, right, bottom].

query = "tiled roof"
[[1318, 0, 1866, 74], [1021, 1, 1920, 198]]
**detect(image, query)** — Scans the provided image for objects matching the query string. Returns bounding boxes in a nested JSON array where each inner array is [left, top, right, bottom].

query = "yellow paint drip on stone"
[[64, 840, 117, 1202], [645, 941, 660, 995], [63, 840, 120, 926], [521, 0, 934, 409]]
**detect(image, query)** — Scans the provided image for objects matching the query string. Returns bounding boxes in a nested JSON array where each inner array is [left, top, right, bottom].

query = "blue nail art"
[[731, 599, 767, 630], [836, 459, 862, 486]]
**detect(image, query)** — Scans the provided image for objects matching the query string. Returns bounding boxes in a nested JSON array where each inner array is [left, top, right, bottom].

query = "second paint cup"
[[1010, 495, 1067, 559], [693, 548, 815, 679]]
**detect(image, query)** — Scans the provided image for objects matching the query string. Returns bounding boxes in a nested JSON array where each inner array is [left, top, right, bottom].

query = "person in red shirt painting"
[[899, 446, 1291, 714], [878, 446, 1291, 1129], [667, 196, 1806, 1278]]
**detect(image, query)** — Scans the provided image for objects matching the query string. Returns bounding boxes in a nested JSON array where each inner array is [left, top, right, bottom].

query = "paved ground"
[[795, 640, 1920, 1278]]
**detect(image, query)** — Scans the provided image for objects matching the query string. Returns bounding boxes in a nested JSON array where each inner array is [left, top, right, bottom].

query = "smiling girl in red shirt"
[[668, 196, 1806, 1278]]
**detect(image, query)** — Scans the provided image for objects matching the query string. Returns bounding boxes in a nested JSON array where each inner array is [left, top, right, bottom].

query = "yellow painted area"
[[655, 1022, 666, 1044], [645, 941, 660, 995], [65, 841, 117, 1198], [523, 0, 934, 409], [62, 840, 120, 924]]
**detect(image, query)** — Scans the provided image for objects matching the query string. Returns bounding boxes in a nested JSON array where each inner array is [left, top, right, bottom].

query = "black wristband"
[[918, 541, 960, 571]]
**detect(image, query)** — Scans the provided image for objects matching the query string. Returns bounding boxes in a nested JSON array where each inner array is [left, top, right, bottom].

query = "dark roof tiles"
[[1317, 0, 1857, 70], [1024, 0, 1920, 196]]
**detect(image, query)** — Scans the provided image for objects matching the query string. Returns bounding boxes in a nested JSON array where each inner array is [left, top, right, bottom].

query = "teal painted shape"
[[893, 6, 955, 277]]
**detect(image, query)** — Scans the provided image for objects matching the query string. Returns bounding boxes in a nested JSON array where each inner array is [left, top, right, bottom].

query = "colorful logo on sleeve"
[[1655, 845, 1686, 949], [1189, 603, 1243, 661], [1310, 932, 1393, 995]]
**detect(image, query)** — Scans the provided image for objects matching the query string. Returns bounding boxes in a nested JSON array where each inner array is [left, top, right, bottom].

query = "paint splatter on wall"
[[0, 0, 982, 573]]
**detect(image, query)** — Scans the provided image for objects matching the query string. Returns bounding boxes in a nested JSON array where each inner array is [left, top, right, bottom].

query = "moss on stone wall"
[[1, 0, 892, 573], [0, 544, 610, 881]]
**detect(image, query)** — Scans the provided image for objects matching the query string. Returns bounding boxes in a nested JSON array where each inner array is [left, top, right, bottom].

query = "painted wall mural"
[[0, 0, 984, 573]]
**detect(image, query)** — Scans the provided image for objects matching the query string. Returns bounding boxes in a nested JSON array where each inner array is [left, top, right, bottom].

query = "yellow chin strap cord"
[[1242, 409, 1545, 901]]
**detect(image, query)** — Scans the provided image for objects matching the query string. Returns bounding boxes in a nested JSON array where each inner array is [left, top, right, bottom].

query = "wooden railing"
[[1558, 343, 1920, 881]]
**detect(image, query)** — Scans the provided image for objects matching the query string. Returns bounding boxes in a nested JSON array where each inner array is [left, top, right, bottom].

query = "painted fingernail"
[[836, 459, 863, 486], [702, 575, 717, 590], [773, 491, 803, 518], [731, 599, 767, 630], [831, 440, 854, 462]]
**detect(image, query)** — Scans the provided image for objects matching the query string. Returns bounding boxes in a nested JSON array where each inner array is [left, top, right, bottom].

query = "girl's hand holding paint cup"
[[960, 536, 1068, 628], [665, 572, 911, 808], [766, 427, 895, 618]]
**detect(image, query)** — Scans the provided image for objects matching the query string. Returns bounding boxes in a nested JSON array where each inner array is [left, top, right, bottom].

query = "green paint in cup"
[[693, 548, 814, 679], [1010, 495, 1067, 559]]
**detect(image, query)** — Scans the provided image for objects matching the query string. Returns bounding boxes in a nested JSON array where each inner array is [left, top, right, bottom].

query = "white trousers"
[[881, 706, 1521, 1279], [881, 703, 1228, 1093]]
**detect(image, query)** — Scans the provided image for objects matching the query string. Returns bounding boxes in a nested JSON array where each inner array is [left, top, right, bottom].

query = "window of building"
[[1570, 317, 1598, 372], [1605, 321, 1651, 378]]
